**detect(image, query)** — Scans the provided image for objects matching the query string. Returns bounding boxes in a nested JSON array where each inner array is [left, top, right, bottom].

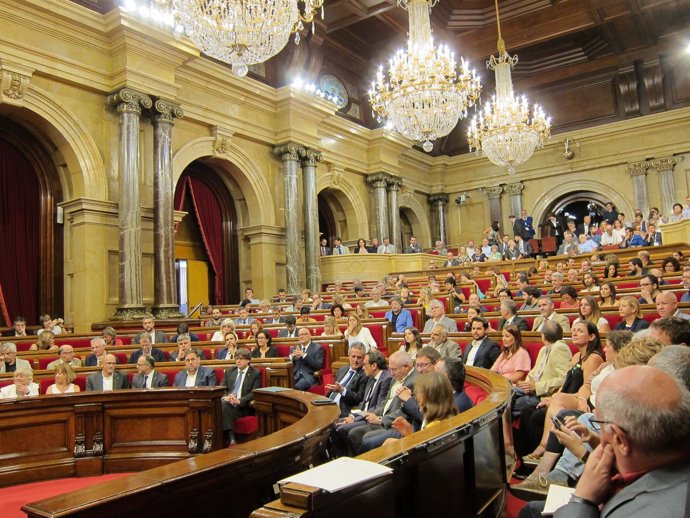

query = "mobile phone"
[[312, 399, 336, 406], [550, 415, 564, 429]]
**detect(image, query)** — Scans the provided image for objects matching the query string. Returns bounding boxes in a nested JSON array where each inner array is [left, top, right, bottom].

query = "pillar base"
[[111, 305, 148, 320], [151, 304, 184, 320]]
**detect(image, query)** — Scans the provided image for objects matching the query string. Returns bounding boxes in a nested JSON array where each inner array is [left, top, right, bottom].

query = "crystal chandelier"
[[368, 0, 481, 153], [145, 0, 324, 77], [467, 0, 551, 174]]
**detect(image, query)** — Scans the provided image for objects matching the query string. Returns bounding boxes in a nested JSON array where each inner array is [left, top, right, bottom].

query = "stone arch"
[[530, 179, 633, 231], [398, 191, 432, 249], [173, 137, 276, 227], [316, 170, 368, 242]]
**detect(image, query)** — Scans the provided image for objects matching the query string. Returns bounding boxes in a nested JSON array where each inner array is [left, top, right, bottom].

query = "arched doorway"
[[318, 188, 352, 244], [399, 208, 415, 249], [174, 162, 240, 307], [541, 191, 612, 231], [318, 192, 337, 245], [0, 117, 63, 326]]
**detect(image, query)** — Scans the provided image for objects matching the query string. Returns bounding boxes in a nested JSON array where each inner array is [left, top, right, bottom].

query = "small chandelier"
[[144, 0, 324, 77], [467, 0, 551, 174], [369, 0, 481, 153]]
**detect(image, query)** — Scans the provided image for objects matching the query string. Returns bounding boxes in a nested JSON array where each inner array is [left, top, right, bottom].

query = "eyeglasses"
[[588, 416, 626, 434], [415, 361, 432, 370]]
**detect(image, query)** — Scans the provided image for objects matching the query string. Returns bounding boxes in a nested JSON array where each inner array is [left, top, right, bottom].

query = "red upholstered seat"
[[55, 337, 93, 348], [234, 416, 258, 436], [39, 377, 53, 394], [464, 383, 487, 405], [38, 356, 59, 369], [74, 376, 87, 391], [14, 340, 34, 351], [267, 328, 280, 338], [523, 342, 543, 367]]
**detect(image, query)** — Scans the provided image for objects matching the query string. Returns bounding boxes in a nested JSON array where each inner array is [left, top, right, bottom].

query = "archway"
[[541, 191, 617, 230], [318, 192, 337, 245], [399, 191, 432, 249], [0, 117, 63, 325]]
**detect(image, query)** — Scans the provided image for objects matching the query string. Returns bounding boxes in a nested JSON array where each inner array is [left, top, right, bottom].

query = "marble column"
[[274, 143, 305, 295], [626, 161, 650, 216], [301, 148, 323, 294], [503, 182, 524, 220], [108, 88, 152, 320], [428, 194, 449, 246], [652, 157, 678, 214], [387, 176, 403, 252], [484, 186, 504, 226], [151, 99, 184, 319], [367, 173, 390, 243]]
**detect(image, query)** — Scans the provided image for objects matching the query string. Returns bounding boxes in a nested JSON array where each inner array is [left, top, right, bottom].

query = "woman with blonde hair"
[[321, 315, 343, 337], [614, 296, 649, 332], [344, 313, 377, 352], [211, 318, 236, 342], [417, 287, 434, 313], [46, 363, 80, 394], [573, 296, 610, 333], [391, 372, 457, 438], [30, 331, 59, 351]]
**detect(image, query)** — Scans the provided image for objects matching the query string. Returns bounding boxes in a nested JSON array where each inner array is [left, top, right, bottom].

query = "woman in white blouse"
[[343, 314, 377, 352], [46, 363, 80, 394]]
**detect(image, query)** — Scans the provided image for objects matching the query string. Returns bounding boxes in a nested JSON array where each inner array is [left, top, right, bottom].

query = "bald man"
[[655, 291, 690, 321]]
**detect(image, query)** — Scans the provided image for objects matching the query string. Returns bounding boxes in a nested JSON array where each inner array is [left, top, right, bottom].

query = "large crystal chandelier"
[[369, 0, 481, 152], [144, 0, 324, 77], [467, 0, 550, 174]]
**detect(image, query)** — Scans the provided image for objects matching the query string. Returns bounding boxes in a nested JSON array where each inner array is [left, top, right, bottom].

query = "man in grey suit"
[[86, 354, 129, 391], [277, 316, 298, 338], [220, 348, 262, 445], [131, 355, 169, 388], [133, 316, 169, 345], [325, 343, 367, 417], [423, 299, 459, 333], [520, 365, 690, 518], [429, 324, 461, 359], [497, 299, 530, 332], [173, 350, 216, 387], [0, 342, 32, 373], [46, 344, 83, 370]]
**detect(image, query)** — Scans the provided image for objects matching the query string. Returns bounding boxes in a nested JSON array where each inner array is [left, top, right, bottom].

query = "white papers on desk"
[[279, 457, 392, 493], [542, 484, 575, 515]]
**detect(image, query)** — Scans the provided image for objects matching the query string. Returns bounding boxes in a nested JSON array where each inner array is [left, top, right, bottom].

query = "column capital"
[[366, 173, 390, 188], [273, 142, 306, 162], [651, 156, 678, 172], [387, 176, 403, 190], [151, 98, 184, 124], [428, 193, 449, 205], [108, 88, 153, 115], [626, 161, 650, 177], [503, 182, 524, 196], [482, 186, 503, 199], [301, 148, 323, 167]]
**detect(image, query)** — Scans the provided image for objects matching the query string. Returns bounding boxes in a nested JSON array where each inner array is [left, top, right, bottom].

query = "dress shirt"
[[466, 340, 483, 366], [185, 371, 198, 387], [102, 375, 114, 391]]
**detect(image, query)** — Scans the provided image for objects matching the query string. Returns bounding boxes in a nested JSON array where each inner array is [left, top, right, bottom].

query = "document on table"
[[542, 484, 575, 515], [279, 457, 393, 493]]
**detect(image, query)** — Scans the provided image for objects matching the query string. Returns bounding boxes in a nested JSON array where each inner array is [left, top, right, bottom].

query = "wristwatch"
[[569, 495, 598, 508]]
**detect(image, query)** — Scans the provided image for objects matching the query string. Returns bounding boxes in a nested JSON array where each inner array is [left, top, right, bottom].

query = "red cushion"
[[38, 356, 59, 369], [234, 416, 258, 435], [464, 383, 487, 405]]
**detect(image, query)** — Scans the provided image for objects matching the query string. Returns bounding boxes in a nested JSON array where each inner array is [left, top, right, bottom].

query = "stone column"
[[503, 182, 524, 220], [387, 176, 403, 252], [626, 161, 650, 216], [651, 157, 678, 215], [484, 186, 504, 226], [274, 143, 305, 295], [367, 173, 390, 243], [150, 99, 184, 319], [301, 148, 323, 294], [428, 194, 449, 246], [108, 88, 152, 320]]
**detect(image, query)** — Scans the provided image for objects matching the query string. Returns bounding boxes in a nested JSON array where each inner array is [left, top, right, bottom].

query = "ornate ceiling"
[[75, 0, 690, 156]]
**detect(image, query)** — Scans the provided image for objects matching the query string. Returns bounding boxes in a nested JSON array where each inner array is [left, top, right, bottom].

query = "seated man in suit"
[[435, 358, 473, 412], [4, 316, 28, 337], [235, 306, 256, 326], [498, 299, 530, 331], [86, 353, 129, 391], [84, 337, 114, 367], [0, 342, 33, 373], [325, 343, 367, 418], [173, 350, 216, 387], [205, 306, 224, 328], [289, 328, 325, 391], [47, 344, 82, 370], [131, 355, 169, 389], [170, 334, 206, 362], [277, 315, 299, 338], [129, 333, 167, 364], [220, 348, 262, 445], [133, 316, 169, 345], [464, 317, 501, 369], [385, 296, 413, 333], [531, 296, 571, 333], [423, 299, 459, 333], [428, 324, 461, 359]]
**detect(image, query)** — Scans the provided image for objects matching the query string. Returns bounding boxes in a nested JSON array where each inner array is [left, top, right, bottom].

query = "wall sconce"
[[455, 192, 470, 205], [563, 138, 577, 160]]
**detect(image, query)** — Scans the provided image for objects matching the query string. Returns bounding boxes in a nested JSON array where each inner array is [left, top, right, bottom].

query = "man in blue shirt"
[[385, 296, 412, 333]]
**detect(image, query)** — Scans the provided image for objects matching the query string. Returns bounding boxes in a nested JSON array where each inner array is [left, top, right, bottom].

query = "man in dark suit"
[[133, 316, 169, 345], [463, 317, 501, 369], [169, 334, 206, 362], [265, 307, 285, 325], [173, 350, 216, 387], [131, 355, 169, 388], [438, 358, 474, 413], [319, 238, 331, 256], [86, 354, 129, 391], [541, 213, 563, 246], [325, 343, 367, 417], [220, 348, 262, 445], [85, 337, 116, 367], [514, 235, 534, 258], [289, 328, 325, 390], [128, 334, 167, 364], [277, 316, 298, 338], [497, 300, 530, 332], [3, 316, 28, 337]]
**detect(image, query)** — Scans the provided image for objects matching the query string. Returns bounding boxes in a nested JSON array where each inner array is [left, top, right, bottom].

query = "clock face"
[[320, 75, 349, 109]]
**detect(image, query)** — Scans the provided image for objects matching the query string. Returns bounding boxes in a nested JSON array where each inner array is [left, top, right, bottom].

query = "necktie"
[[362, 379, 376, 410], [339, 246, 343, 254], [330, 369, 355, 403], [232, 370, 244, 396], [143, 375, 149, 389]]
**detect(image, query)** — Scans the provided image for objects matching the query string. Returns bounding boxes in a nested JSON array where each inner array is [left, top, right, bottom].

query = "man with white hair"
[[423, 299, 459, 333], [86, 353, 129, 391], [0, 342, 32, 373]]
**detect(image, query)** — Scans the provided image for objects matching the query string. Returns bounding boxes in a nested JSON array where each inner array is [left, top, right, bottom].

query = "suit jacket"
[[278, 328, 299, 338], [454, 391, 474, 413], [503, 247, 521, 260], [498, 316, 530, 332], [173, 365, 217, 387], [46, 358, 82, 370], [526, 340, 572, 397], [222, 366, 262, 407], [445, 259, 460, 267], [264, 317, 285, 325], [131, 370, 169, 388], [373, 369, 418, 428], [129, 347, 167, 364], [462, 337, 501, 369], [290, 341, 325, 387], [423, 316, 459, 334], [86, 370, 130, 391], [319, 245, 332, 256], [431, 339, 461, 359], [406, 244, 422, 253], [359, 371, 393, 413], [251, 346, 280, 359], [614, 317, 649, 332], [328, 365, 367, 417], [133, 330, 169, 344], [385, 308, 413, 333], [332, 245, 349, 255], [0, 358, 33, 373], [532, 312, 571, 332], [554, 461, 690, 518]]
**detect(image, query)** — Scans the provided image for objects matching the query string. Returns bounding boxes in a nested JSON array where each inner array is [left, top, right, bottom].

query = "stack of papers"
[[279, 457, 392, 493]]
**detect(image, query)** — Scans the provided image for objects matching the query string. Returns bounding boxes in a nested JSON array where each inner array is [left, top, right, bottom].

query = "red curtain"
[[0, 138, 40, 324], [175, 175, 224, 304]]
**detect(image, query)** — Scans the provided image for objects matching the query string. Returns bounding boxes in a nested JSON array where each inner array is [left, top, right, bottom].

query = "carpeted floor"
[[0, 473, 132, 518]]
